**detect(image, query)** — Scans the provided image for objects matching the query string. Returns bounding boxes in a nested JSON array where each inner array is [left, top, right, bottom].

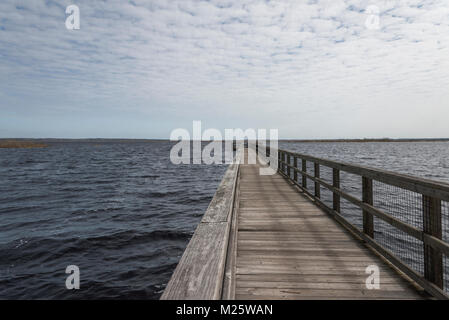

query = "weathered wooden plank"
[[237, 248, 377, 255], [239, 202, 321, 209], [237, 258, 392, 267], [236, 268, 405, 281], [238, 230, 352, 235], [222, 168, 240, 300], [236, 273, 417, 284], [161, 222, 229, 299], [239, 225, 341, 232], [238, 241, 363, 247], [235, 294, 418, 300], [239, 204, 319, 211], [239, 210, 320, 215], [236, 255, 389, 263], [236, 281, 417, 291], [235, 288, 424, 299], [239, 217, 338, 223], [239, 194, 309, 198], [239, 216, 325, 221], [237, 240, 367, 247], [237, 233, 358, 240], [239, 213, 321, 219], [240, 191, 301, 195], [238, 249, 383, 258], [202, 162, 239, 223]]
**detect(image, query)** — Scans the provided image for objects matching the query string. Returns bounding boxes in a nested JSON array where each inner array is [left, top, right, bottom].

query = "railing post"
[[277, 151, 281, 172], [314, 163, 320, 199], [423, 195, 443, 288], [362, 177, 374, 238], [287, 154, 291, 178], [302, 160, 307, 188], [333, 168, 340, 213], [293, 156, 298, 182], [282, 152, 286, 173]]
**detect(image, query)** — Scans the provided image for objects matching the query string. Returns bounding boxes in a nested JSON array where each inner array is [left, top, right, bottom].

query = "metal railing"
[[260, 145, 449, 299]]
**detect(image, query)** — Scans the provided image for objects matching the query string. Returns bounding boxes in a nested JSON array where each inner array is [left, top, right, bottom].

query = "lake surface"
[[1, 141, 448, 299], [280, 141, 449, 183], [0, 141, 227, 299]]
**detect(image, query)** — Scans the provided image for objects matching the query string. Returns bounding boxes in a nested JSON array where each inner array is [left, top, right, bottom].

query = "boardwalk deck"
[[234, 157, 426, 299], [162, 147, 437, 300]]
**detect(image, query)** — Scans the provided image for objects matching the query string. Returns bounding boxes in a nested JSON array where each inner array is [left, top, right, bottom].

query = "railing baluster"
[[302, 159, 307, 188], [283, 152, 286, 173], [423, 195, 443, 288], [333, 168, 340, 213], [278, 151, 281, 172], [266, 147, 449, 298], [282, 151, 286, 173], [280, 152, 283, 173], [293, 156, 298, 182], [362, 177, 374, 238], [314, 163, 320, 199]]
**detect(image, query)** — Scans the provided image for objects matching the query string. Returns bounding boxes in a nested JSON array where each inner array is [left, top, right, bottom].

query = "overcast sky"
[[0, 0, 448, 139]]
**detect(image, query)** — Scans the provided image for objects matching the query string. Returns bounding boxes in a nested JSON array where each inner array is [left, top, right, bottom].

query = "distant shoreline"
[[282, 138, 449, 143], [0, 140, 48, 149], [1, 138, 448, 146]]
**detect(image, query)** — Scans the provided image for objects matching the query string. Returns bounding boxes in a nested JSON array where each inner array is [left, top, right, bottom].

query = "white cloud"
[[0, 0, 448, 138]]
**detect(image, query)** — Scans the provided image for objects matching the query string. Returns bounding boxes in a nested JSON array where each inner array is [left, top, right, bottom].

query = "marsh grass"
[[0, 140, 48, 148]]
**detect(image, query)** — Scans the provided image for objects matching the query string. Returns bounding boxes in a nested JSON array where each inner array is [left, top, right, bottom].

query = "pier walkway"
[[234, 156, 423, 299], [162, 147, 449, 300]]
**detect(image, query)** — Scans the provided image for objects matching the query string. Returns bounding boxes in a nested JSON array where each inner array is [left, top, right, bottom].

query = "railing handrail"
[[257, 144, 449, 299], [267, 146, 449, 201], [161, 149, 243, 300]]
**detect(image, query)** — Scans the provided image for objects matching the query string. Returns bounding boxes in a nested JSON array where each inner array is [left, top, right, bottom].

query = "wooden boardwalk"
[[234, 159, 426, 299], [162, 146, 449, 300]]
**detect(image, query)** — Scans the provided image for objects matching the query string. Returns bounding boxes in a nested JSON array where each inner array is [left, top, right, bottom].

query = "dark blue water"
[[0, 141, 227, 299], [279, 141, 449, 183], [1, 141, 448, 299]]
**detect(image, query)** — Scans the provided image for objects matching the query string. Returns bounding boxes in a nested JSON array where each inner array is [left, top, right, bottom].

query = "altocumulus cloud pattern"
[[0, 0, 448, 138]]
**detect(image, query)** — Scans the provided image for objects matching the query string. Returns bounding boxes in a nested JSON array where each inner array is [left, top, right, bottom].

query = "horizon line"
[[1, 137, 449, 142]]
